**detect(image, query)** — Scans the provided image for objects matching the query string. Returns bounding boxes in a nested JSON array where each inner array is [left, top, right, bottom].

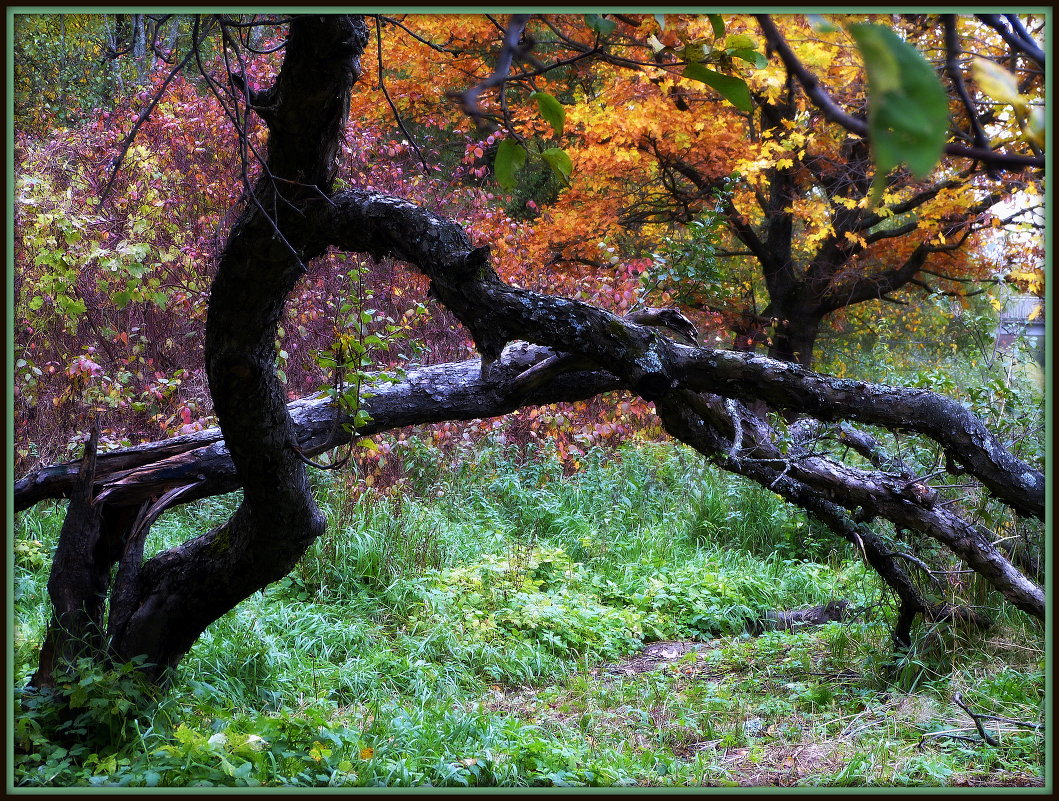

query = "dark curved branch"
[[943, 15, 995, 176], [105, 15, 372, 673], [447, 14, 530, 128], [975, 14, 1046, 68], [304, 187, 1044, 526]]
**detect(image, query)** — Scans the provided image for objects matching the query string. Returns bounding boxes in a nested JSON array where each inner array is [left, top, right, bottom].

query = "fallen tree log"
[[14, 344, 616, 512], [16, 336, 1045, 625]]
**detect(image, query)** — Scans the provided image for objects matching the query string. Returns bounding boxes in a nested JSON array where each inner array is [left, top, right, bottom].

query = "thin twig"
[[379, 15, 461, 54], [942, 15, 996, 179], [374, 16, 432, 173], [755, 14, 1043, 171], [100, 17, 214, 202]]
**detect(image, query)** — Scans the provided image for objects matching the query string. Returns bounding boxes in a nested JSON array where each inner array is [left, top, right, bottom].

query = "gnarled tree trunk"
[[31, 15, 371, 683]]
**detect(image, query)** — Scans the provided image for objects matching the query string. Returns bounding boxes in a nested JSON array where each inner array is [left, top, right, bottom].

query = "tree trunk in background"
[[131, 14, 147, 79], [768, 309, 823, 368]]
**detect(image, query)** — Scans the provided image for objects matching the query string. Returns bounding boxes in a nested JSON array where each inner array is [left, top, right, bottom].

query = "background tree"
[[381, 13, 1043, 368]]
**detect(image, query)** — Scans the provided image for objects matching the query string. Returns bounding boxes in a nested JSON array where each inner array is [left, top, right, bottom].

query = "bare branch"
[[447, 14, 530, 129], [375, 16, 432, 173], [100, 16, 214, 202]]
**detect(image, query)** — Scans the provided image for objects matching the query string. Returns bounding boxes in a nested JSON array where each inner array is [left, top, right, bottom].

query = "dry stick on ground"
[[953, 692, 1001, 746]]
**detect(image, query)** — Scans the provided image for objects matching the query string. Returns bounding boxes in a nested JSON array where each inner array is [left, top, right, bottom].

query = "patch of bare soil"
[[681, 742, 850, 787], [591, 640, 721, 678]]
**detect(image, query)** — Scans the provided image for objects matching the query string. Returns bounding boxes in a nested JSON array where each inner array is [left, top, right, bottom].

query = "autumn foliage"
[[13, 13, 1043, 479]]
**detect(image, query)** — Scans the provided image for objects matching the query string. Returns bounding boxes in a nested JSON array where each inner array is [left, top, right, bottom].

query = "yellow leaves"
[[359, 747, 375, 760], [972, 58, 1026, 113], [1006, 268, 1045, 297], [843, 230, 867, 248], [972, 57, 1043, 149], [799, 40, 839, 70], [803, 222, 835, 251], [774, 157, 794, 170]]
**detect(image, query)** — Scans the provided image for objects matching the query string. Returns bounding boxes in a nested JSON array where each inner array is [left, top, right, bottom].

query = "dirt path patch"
[[479, 633, 1044, 788], [592, 640, 720, 678]]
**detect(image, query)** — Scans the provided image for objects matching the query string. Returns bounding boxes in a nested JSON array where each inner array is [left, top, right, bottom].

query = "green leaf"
[[583, 14, 616, 36], [1026, 105, 1045, 149], [683, 63, 752, 112], [530, 91, 565, 137], [57, 296, 86, 319], [707, 14, 725, 39], [28, 296, 44, 311], [849, 23, 950, 200], [725, 33, 757, 52], [495, 139, 527, 191], [540, 147, 573, 185], [680, 43, 708, 63], [728, 48, 768, 69]]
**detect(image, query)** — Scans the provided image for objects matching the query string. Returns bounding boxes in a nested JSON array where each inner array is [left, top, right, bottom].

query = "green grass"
[[11, 441, 1045, 787]]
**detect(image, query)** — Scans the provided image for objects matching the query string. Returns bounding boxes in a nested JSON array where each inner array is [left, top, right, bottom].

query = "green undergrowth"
[[12, 441, 1045, 787]]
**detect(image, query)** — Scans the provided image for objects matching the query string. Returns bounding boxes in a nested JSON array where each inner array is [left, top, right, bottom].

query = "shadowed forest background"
[[11, 12, 1046, 788]]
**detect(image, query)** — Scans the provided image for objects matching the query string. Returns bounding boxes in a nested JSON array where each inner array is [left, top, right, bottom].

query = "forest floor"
[[485, 635, 1046, 788], [13, 441, 1047, 788]]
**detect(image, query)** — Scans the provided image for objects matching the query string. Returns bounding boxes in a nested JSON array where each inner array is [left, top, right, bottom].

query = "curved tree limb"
[[299, 187, 1045, 520], [19, 186, 1044, 624]]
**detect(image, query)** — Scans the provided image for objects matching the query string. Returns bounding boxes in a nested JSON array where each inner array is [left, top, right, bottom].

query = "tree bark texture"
[[24, 14, 1044, 685], [31, 15, 373, 681]]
